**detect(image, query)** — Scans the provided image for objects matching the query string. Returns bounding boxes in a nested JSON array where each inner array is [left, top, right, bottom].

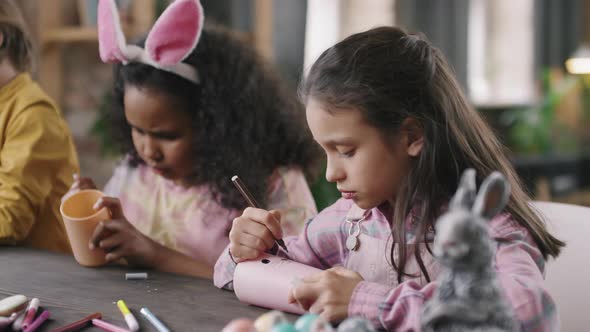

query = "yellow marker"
[[116, 300, 139, 331]]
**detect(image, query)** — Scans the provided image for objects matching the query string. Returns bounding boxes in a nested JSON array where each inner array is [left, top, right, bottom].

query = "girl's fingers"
[[230, 217, 276, 250], [228, 227, 269, 260], [70, 175, 96, 190], [93, 196, 125, 219], [243, 207, 283, 240], [69, 174, 96, 192], [229, 243, 260, 261], [327, 266, 355, 277], [104, 249, 124, 263], [288, 271, 332, 310], [290, 282, 321, 311], [88, 219, 126, 249], [101, 219, 129, 232], [308, 300, 326, 316], [241, 222, 276, 249], [97, 231, 127, 251], [236, 231, 272, 252], [228, 209, 284, 261], [300, 272, 324, 283], [269, 209, 283, 235], [78, 179, 96, 190], [89, 221, 108, 250]]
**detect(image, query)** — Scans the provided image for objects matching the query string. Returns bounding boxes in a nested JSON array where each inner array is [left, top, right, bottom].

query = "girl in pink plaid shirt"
[[215, 26, 563, 331]]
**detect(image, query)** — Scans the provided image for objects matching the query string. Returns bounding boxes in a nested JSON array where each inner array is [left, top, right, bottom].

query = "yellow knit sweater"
[[0, 73, 79, 253]]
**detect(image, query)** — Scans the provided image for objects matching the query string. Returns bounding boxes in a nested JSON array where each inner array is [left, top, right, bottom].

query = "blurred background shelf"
[[42, 27, 98, 44], [34, 0, 155, 104], [11, 0, 590, 206]]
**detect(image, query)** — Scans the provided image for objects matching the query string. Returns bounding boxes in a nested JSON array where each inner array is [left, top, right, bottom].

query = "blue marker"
[[140, 307, 170, 332]]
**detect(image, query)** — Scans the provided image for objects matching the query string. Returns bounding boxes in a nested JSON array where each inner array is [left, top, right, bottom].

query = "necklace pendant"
[[345, 214, 366, 252], [346, 234, 360, 251]]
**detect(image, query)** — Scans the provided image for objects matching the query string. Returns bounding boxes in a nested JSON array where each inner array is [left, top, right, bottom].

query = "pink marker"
[[92, 319, 131, 332], [48, 312, 102, 332], [21, 298, 40, 329], [23, 310, 50, 332]]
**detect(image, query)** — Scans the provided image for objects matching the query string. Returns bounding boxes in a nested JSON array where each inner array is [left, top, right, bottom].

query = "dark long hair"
[[0, 0, 33, 72], [302, 26, 563, 283], [110, 26, 321, 210]]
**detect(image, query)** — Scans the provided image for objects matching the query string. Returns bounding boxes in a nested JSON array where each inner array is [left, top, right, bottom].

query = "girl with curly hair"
[[67, 0, 319, 278]]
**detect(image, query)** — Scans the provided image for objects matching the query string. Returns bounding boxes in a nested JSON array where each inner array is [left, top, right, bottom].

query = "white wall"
[[468, 0, 536, 106], [304, 0, 396, 74]]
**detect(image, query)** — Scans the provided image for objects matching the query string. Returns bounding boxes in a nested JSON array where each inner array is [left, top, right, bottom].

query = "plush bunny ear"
[[145, 0, 204, 66], [450, 168, 477, 210], [97, 0, 128, 63], [472, 171, 511, 219]]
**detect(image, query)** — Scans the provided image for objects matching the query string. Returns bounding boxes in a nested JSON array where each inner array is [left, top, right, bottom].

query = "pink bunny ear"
[[145, 0, 204, 66], [97, 0, 128, 63]]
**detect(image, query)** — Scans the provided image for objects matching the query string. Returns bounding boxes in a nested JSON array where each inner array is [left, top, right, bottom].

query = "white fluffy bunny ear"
[[450, 168, 477, 210], [472, 171, 511, 219]]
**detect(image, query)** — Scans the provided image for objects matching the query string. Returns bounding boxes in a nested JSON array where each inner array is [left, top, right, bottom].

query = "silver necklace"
[[345, 214, 367, 251]]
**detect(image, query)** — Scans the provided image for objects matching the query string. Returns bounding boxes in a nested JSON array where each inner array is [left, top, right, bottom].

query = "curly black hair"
[[109, 26, 321, 210]]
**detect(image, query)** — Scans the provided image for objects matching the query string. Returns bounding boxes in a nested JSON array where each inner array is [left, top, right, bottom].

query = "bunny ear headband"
[[98, 0, 204, 84]]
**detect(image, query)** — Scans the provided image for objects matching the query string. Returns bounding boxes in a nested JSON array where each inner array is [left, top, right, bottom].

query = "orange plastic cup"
[[60, 189, 110, 267]]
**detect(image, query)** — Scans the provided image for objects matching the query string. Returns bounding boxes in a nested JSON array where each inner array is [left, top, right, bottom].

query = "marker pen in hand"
[[231, 175, 288, 252]]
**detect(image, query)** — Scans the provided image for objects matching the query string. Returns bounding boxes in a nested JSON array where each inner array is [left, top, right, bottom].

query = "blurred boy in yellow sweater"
[[0, 0, 79, 252]]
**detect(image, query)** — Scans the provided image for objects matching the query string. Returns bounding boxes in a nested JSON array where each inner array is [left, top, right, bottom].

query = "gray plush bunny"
[[421, 169, 519, 332]]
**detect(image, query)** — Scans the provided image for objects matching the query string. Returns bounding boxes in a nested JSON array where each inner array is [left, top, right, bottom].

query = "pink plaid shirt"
[[214, 198, 558, 331]]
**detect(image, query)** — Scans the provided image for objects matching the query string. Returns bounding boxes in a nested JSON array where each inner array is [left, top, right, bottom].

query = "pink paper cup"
[[60, 189, 110, 267]]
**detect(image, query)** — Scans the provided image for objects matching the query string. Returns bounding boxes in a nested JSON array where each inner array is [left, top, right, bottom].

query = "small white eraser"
[[125, 272, 148, 280]]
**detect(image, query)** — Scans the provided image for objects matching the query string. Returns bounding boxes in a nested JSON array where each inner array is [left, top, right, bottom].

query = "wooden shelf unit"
[[42, 27, 99, 44], [33, 0, 276, 104], [36, 0, 155, 104]]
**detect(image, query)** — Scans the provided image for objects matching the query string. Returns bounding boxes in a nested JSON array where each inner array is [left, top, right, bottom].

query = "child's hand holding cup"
[[60, 189, 111, 266]]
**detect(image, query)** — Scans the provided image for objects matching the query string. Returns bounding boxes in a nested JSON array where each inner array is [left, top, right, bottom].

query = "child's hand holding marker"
[[228, 207, 284, 262], [88, 197, 160, 267], [228, 175, 288, 262]]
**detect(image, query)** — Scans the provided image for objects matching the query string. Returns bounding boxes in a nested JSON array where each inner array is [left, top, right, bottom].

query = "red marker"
[[92, 318, 131, 332], [48, 312, 102, 332]]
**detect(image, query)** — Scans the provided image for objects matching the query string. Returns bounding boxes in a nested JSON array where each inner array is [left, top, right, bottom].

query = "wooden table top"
[[0, 247, 278, 331]]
